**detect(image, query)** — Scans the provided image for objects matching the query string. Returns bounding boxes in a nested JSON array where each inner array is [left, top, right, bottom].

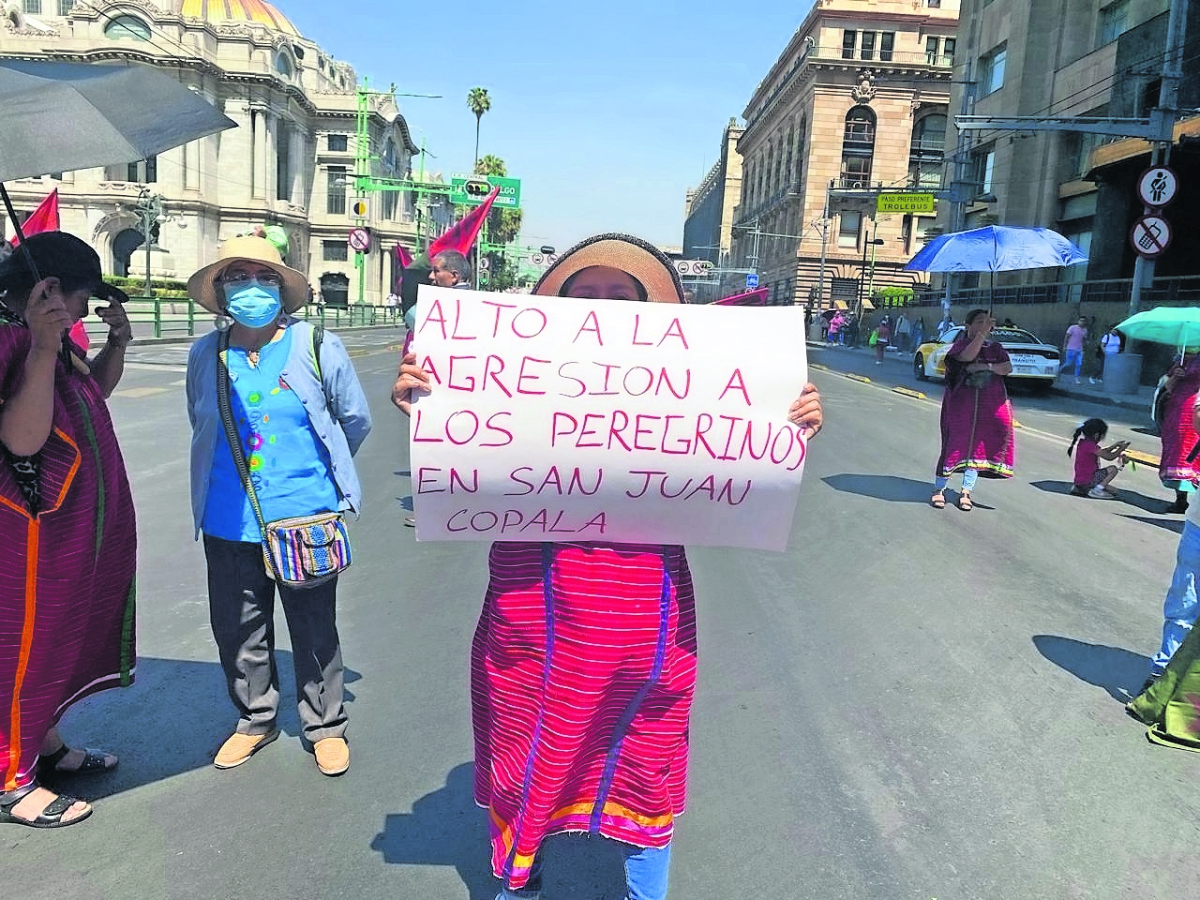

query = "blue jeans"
[[1061, 348, 1083, 377], [500, 841, 671, 900], [1153, 520, 1200, 673], [935, 468, 979, 492]]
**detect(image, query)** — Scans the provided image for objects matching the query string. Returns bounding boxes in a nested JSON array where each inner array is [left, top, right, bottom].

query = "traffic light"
[[479, 270, 489, 285], [464, 178, 491, 198]]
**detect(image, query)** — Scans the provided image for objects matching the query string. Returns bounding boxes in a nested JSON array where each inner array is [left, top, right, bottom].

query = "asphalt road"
[[7, 328, 1199, 900]]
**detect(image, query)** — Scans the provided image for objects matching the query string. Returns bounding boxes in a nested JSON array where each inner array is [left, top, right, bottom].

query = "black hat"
[[0, 231, 128, 304]]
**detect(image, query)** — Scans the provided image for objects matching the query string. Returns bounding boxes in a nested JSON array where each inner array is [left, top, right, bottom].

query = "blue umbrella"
[[904, 225, 1088, 273]]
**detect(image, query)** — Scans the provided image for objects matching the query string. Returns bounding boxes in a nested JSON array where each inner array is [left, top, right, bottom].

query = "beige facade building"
[[0, 0, 445, 305], [730, 0, 959, 309], [682, 118, 743, 301], [944, 0, 1198, 300]]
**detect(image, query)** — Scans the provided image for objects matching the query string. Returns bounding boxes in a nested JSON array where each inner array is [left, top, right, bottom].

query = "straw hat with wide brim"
[[187, 235, 309, 314], [533, 233, 684, 304]]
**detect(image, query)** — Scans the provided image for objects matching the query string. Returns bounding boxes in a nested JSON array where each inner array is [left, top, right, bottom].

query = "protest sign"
[[408, 287, 809, 551]]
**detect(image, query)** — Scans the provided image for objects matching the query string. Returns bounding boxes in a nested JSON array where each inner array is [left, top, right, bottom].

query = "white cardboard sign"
[[408, 286, 809, 551]]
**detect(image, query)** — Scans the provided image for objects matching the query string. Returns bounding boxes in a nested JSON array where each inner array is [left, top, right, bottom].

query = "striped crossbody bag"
[[216, 325, 351, 589]]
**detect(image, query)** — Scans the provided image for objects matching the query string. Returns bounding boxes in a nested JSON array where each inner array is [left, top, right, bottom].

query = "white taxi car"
[[913, 325, 1061, 388]]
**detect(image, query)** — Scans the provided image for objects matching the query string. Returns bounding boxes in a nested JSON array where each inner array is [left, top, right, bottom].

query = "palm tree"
[[467, 87, 491, 167]]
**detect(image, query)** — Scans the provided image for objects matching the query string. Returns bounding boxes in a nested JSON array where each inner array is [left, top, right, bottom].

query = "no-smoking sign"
[[1130, 215, 1171, 259]]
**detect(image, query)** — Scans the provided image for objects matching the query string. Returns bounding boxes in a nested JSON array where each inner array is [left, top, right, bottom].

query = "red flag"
[[428, 186, 501, 258], [394, 243, 413, 270], [12, 189, 60, 244]]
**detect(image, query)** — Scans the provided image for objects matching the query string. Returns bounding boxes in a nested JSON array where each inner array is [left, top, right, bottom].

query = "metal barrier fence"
[[122, 298, 401, 339]]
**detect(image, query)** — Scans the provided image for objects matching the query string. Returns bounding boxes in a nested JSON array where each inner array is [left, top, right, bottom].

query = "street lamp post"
[[133, 187, 167, 297], [857, 224, 884, 337]]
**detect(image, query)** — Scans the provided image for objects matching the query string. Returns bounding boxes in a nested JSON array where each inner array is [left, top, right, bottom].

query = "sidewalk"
[[808, 339, 1156, 411]]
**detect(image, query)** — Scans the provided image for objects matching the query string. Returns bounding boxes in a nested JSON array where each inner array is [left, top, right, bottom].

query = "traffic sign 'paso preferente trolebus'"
[[877, 193, 936, 214], [450, 175, 521, 210]]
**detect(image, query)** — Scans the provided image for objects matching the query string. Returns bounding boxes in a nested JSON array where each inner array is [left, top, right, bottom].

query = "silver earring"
[[214, 314, 233, 332]]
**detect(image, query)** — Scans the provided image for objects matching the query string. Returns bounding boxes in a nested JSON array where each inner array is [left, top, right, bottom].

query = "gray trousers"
[[203, 534, 347, 744]]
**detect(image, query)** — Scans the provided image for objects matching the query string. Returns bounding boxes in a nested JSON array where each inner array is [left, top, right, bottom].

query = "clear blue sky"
[[281, 0, 811, 251]]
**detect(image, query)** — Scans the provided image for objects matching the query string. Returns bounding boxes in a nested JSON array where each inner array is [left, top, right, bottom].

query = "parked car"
[[912, 325, 1061, 387]]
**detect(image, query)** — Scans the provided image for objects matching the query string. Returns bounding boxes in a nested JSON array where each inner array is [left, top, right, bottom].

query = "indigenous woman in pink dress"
[[394, 233, 824, 900], [1156, 353, 1200, 513], [931, 308, 1015, 511], [0, 233, 136, 828]]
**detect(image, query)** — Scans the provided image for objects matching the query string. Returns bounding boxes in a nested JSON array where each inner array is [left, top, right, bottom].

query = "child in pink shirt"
[[1069, 418, 1129, 499]]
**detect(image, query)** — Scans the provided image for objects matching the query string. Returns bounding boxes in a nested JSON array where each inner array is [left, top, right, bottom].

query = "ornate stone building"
[[0, 0, 441, 305], [730, 0, 958, 309], [682, 118, 743, 302]]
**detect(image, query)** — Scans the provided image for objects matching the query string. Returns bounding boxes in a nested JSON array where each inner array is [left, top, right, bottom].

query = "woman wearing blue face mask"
[[184, 236, 372, 777]]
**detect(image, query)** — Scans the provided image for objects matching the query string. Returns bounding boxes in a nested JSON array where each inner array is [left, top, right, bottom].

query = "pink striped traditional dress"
[[936, 335, 1015, 479], [0, 320, 137, 793], [472, 540, 698, 889]]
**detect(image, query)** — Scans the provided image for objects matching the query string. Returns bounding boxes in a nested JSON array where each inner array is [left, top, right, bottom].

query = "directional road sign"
[[877, 193, 936, 214], [1137, 166, 1178, 209], [1130, 215, 1171, 259], [348, 227, 371, 253], [450, 175, 522, 209], [746, 273, 759, 289]]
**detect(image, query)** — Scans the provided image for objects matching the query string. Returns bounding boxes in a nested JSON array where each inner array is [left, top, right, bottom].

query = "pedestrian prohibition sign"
[[1130, 215, 1171, 259]]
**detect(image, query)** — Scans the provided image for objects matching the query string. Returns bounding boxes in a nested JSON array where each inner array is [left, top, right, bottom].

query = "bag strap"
[[216, 329, 270, 540]]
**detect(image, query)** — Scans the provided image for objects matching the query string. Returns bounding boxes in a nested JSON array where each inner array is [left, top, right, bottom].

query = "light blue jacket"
[[186, 318, 373, 536]]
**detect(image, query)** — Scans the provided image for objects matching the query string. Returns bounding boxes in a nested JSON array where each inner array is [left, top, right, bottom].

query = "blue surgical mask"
[[224, 281, 282, 328]]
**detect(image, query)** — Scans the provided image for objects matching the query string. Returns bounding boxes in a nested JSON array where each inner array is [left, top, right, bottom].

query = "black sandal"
[[0, 781, 92, 829], [37, 744, 117, 779]]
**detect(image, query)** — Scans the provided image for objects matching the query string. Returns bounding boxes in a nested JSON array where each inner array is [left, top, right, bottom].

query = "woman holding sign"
[[394, 233, 822, 900]]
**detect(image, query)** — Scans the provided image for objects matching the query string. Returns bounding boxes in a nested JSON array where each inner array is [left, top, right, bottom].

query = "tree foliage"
[[467, 87, 491, 166]]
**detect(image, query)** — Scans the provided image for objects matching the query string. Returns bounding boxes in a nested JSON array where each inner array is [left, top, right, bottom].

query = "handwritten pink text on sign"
[[409, 287, 808, 551]]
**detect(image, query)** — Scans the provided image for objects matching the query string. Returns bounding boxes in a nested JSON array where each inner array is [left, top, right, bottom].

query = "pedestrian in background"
[[392, 232, 824, 900], [0, 232, 135, 828], [1060, 315, 1088, 384], [895, 311, 911, 352], [1156, 351, 1200, 514], [931, 308, 1015, 511], [185, 236, 372, 777], [873, 314, 891, 364], [911, 315, 925, 351], [1093, 324, 1122, 385]]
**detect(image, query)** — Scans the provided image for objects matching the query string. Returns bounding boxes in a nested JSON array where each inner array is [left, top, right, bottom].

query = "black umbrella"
[[0, 59, 236, 275]]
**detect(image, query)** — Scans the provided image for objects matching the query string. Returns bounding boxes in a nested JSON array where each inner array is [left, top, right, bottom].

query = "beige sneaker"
[[213, 729, 279, 769], [313, 737, 350, 776]]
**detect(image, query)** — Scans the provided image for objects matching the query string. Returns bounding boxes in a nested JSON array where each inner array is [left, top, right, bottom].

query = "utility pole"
[[815, 181, 832, 311]]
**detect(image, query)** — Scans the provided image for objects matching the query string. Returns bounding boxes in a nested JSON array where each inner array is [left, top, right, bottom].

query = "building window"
[[840, 108, 876, 188], [838, 211, 862, 249], [879, 33, 894, 62], [927, 37, 954, 67], [327, 134, 348, 152], [23, 0, 40, 13], [104, 13, 151, 39], [322, 240, 348, 262], [971, 146, 996, 195], [909, 114, 947, 188], [1098, 0, 1130, 46], [979, 46, 1006, 96], [58, 0, 73, 14], [126, 155, 157, 183], [926, 0, 941, 6], [275, 52, 293, 79], [842, 30, 856, 60], [861, 31, 876, 61], [327, 166, 347, 215], [943, 38, 956, 66], [276, 123, 291, 202]]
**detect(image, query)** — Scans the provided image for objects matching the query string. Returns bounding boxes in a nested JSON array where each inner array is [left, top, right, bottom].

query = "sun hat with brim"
[[0, 231, 129, 304], [187, 235, 308, 314], [533, 233, 685, 304]]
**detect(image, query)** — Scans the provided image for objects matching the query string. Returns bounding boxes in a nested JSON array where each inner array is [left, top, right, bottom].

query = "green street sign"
[[450, 175, 521, 210], [877, 193, 936, 214]]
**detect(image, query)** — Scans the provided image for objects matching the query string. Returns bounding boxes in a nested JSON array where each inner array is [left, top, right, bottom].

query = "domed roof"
[[175, 0, 300, 36]]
